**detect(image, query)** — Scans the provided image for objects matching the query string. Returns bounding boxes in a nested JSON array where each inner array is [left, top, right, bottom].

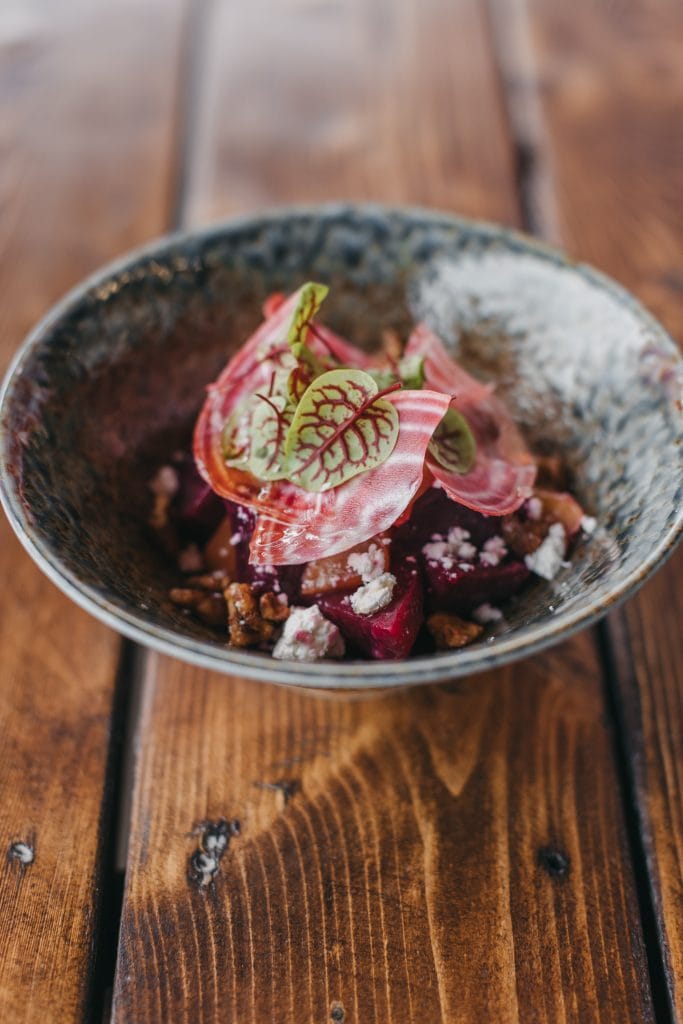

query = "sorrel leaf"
[[284, 369, 400, 492], [286, 281, 329, 357], [428, 406, 476, 474], [247, 390, 295, 480]]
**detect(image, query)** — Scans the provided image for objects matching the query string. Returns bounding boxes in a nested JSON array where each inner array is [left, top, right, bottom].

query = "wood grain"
[[492, 0, 683, 1014], [0, 1, 185, 1017], [113, 1, 654, 1020]]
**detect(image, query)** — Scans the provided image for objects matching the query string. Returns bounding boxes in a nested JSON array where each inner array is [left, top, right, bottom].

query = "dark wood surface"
[[0, 0, 184, 1018], [0, 0, 680, 1021]]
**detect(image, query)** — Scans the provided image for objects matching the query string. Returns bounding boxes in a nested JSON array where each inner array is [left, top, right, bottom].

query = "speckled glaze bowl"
[[1, 205, 682, 688]]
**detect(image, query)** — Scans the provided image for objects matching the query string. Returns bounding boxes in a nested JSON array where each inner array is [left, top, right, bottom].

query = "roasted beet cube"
[[393, 486, 499, 553], [424, 557, 530, 614], [318, 566, 422, 660], [221, 500, 303, 599]]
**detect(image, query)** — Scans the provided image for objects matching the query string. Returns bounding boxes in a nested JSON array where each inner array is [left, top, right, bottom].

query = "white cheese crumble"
[[346, 543, 385, 583], [526, 496, 543, 521], [524, 523, 567, 580], [479, 535, 508, 567], [272, 605, 344, 661], [423, 527, 477, 567], [473, 603, 504, 625], [580, 514, 597, 534], [350, 572, 396, 615], [149, 465, 179, 497]]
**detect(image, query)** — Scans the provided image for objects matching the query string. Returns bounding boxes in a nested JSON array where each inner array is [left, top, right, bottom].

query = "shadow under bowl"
[[1, 204, 682, 688]]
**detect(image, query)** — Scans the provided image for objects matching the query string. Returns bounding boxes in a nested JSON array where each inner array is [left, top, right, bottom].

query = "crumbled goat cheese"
[[272, 605, 344, 661], [526, 496, 543, 521], [422, 539, 450, 562], [149, 465, 179, 497], [446, 526, 477, 561], [178, 543, 203, 573], [479, 535, 508, 567], [346, 543, 385, 583], [473, 603, 504, 625], [580, 514, 597, 534], [423, 528, 477, 567], [229, 532, 243, 546], [524, 523, 567, 580], [458, 562, 474, 572], [350, 572, 396, 615]]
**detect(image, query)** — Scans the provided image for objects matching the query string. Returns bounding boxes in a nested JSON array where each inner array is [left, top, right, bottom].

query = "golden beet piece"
[[427, 613, 483, 650], [300, 535, 389, 597], [204, 517, 238, 576]]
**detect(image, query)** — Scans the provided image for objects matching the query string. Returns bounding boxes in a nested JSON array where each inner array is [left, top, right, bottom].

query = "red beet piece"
[[393, 486, 499, 553], [222, 500, 303, 600], [318, 565, 423, 660], [424, 557, 530, 614]]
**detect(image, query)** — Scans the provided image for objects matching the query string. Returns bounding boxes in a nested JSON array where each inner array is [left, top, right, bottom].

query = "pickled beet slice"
[[318, 566, 422, 660], [424, 557, 530, 614]]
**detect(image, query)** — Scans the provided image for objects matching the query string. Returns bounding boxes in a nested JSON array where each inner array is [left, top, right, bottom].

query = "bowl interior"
[[2, 206, 682, 687]]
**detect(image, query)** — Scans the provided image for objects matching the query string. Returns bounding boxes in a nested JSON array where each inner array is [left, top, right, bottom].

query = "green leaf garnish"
[[220, 398, 252, 466], [398, 353, 425, 389], [366, 367, 399, 390], [283, 368, 400, 492], [286, 281, 329, 357], [247, 389, 295, 480], [428, 407, 476, 474]]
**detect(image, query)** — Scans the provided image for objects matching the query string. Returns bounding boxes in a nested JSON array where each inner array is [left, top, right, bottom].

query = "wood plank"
[[0, 1, 185, 1018], [113, 1, 654, 1020], [492, 0, 683, 1015]]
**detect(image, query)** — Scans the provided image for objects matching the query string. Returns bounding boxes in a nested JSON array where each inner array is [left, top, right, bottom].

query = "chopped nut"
[[225, 583, 275, 647], [259, 591, 290, 623], [186, 571, 233, 591], [501, 513, 551, 558], [427, 613, 483, 650], [536, 455, 569, 491], [169, 587, 203, 609], [195, 594, 228, 627]]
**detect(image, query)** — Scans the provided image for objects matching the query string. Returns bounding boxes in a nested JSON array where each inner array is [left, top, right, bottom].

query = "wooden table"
[[1, 1, 681, 1020]]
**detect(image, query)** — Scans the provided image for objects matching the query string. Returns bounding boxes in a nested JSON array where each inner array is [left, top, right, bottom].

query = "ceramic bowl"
[[1, 205, 682, 688]]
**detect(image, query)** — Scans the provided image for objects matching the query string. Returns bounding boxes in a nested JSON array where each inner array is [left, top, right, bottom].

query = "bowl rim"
[[1, 201, 682, 688]]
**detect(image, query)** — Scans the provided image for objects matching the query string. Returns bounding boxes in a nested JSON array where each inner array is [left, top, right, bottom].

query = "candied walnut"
[[259, 591, 290, 623], [536, 455, 569, 491], [225, 583, 275, 648], [501, 514, 550, 558], [195, 594, 228, 627], [186, 571, 233, 591], [169, 587, 202, 609], [169, 587, 227, 628], [427, 613, 483, 650]]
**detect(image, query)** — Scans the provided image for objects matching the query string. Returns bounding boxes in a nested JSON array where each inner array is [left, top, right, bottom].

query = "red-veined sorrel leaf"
[[286, 281, 329, 357], [284, 369, 401, 492], [247, 389, 295, 481], [428, 406, 476, 474], [250, 388, 451, 564]]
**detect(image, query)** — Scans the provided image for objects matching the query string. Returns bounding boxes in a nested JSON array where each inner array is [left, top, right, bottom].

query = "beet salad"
[[149, 283, 596, 662]]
